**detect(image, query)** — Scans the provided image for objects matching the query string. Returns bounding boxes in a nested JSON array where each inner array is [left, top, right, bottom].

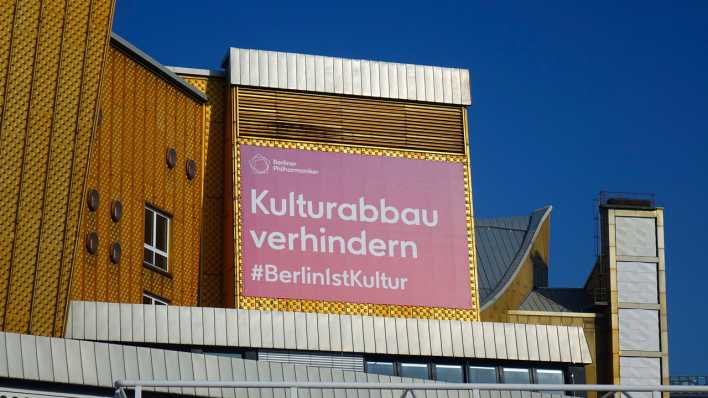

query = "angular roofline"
[[110, 33, 208, 103], [480, 205, 553, 311]]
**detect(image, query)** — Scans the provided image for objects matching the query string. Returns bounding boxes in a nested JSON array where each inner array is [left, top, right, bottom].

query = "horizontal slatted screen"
[[237, 87, 465, 153], [259, 351, 364, 372]]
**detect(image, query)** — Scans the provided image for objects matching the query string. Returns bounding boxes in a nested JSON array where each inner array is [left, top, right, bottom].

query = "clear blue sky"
[[113, 1, 708, 374]]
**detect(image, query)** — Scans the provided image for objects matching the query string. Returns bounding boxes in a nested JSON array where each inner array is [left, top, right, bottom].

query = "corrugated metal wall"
[[236, 87, 465, 154], [0, 0, 115, 336], [228, 48, 472, 106], [66, 301, 592, 364], [69, 45, 204, 306], [0, 330, 575, 398]]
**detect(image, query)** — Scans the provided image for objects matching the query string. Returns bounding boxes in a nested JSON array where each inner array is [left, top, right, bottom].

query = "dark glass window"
[[537, 369, 564, 395], [503, 368, 530, 384], [469, 366, 497, 383], [399, 363, 428, 379], [434, 364, 463, 383], [367, 361, 395, 376], [142, 292, 168, 305]]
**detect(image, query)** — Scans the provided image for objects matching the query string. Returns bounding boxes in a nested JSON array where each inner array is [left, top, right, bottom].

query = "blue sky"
[[113, 1, 708, 373]]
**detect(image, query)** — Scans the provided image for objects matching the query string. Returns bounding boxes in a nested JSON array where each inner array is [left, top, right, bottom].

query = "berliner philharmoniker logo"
[[249, 154, 270, 174]]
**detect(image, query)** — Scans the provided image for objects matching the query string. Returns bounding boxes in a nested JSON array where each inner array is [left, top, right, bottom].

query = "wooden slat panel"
[[237, 88, 464, 153]]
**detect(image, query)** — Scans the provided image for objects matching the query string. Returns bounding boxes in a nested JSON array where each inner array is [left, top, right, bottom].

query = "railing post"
[[401, 389, 416, 398], [472, 388, 481, 398], [290, 386, 299, 398], [134, 385, 142, 398]]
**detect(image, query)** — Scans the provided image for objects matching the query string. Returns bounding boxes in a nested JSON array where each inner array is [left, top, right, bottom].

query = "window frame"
[[501, 367, 532, 384], [433, 363, 464, 383], [142, 291, 169, 305], [398, 362, 430, 380], [468, 365, 500, 383], [365, 361, 396, 376], [144, 204, 171, 273]]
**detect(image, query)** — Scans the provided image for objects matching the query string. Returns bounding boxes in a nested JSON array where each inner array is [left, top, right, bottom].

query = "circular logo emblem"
[[249, 154, 270, 174]]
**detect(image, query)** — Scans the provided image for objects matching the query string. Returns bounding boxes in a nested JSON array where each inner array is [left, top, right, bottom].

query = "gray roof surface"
[[475, 206, 551, 309], [519, 288, 590, 312]]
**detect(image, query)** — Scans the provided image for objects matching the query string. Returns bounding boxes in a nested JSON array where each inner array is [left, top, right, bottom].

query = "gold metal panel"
[[69, 45, 204, 311], [233, 136, 480, 321], [0, 0, 115, 335], [182, 75, 227, 307]]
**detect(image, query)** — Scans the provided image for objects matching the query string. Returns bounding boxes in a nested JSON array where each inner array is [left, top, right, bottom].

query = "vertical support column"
[[604, 206, 668, 398]]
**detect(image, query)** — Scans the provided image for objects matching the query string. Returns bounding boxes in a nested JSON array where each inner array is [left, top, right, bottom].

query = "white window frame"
[[144, 205, 170, 272], [142, 292, 169, 305]]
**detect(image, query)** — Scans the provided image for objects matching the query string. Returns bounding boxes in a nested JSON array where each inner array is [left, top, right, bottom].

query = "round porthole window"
[[86, 232, 98, 255], [87, 189, 100, 211], [110, 200, 123, 222], [186, 159, 197, 180], [110, 242, 122, 264], [166, 147, 177, 169]]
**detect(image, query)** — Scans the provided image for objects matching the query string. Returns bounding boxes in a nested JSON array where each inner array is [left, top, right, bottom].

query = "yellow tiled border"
[[234, 137, 480, 321]]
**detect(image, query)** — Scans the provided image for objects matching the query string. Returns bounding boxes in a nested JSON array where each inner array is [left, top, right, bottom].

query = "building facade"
[[0, 2, 668, 398]]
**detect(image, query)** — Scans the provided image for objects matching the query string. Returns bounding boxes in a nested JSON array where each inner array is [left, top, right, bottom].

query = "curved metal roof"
[[475, 206, 552, 309]]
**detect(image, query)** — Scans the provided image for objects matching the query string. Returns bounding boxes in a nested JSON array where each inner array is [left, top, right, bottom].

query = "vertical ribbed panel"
[[228, 48, 471, 106], [0, 0, 116, 336], [65, 301, 591, 364]]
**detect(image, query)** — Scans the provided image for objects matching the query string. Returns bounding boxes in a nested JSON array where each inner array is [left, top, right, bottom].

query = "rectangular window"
[[469, 366, 498, 383], [366, 361, 395, 376], [503, 367, 530, 384], [399, 363, 429, 380], [142, 292, 169, 305], [144, 205, 170, 272], [434, 364, 463, 383], [536, 369, 564, 384], [536, 369, 565, 395]]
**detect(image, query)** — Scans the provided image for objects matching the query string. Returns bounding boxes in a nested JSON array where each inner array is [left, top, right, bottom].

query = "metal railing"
[[113, 380, 708, 398]]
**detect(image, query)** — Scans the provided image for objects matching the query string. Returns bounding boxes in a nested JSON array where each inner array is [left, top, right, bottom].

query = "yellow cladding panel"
[[69, 46, 204, 308], [0, 0, 115, 335], [182, 75, 227, 307]]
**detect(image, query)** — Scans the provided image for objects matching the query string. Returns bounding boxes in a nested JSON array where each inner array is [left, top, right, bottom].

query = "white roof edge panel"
[[226, 47, 471, 105], [168, 66, 226, 78], [66, 301, 591, 364]]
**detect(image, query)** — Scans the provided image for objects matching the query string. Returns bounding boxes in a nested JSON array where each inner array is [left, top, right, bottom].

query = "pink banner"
[[240, 144, 472, 309]]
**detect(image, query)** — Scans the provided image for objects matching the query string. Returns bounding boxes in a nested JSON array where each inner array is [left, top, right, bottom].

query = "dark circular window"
[[186, 159, 197, 180], [166, 147, 177, 169], [110, 200, 123, 222], [87, 189, 100, 211], [86, 232, 98, 255], [110, 242, 122, 264]]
